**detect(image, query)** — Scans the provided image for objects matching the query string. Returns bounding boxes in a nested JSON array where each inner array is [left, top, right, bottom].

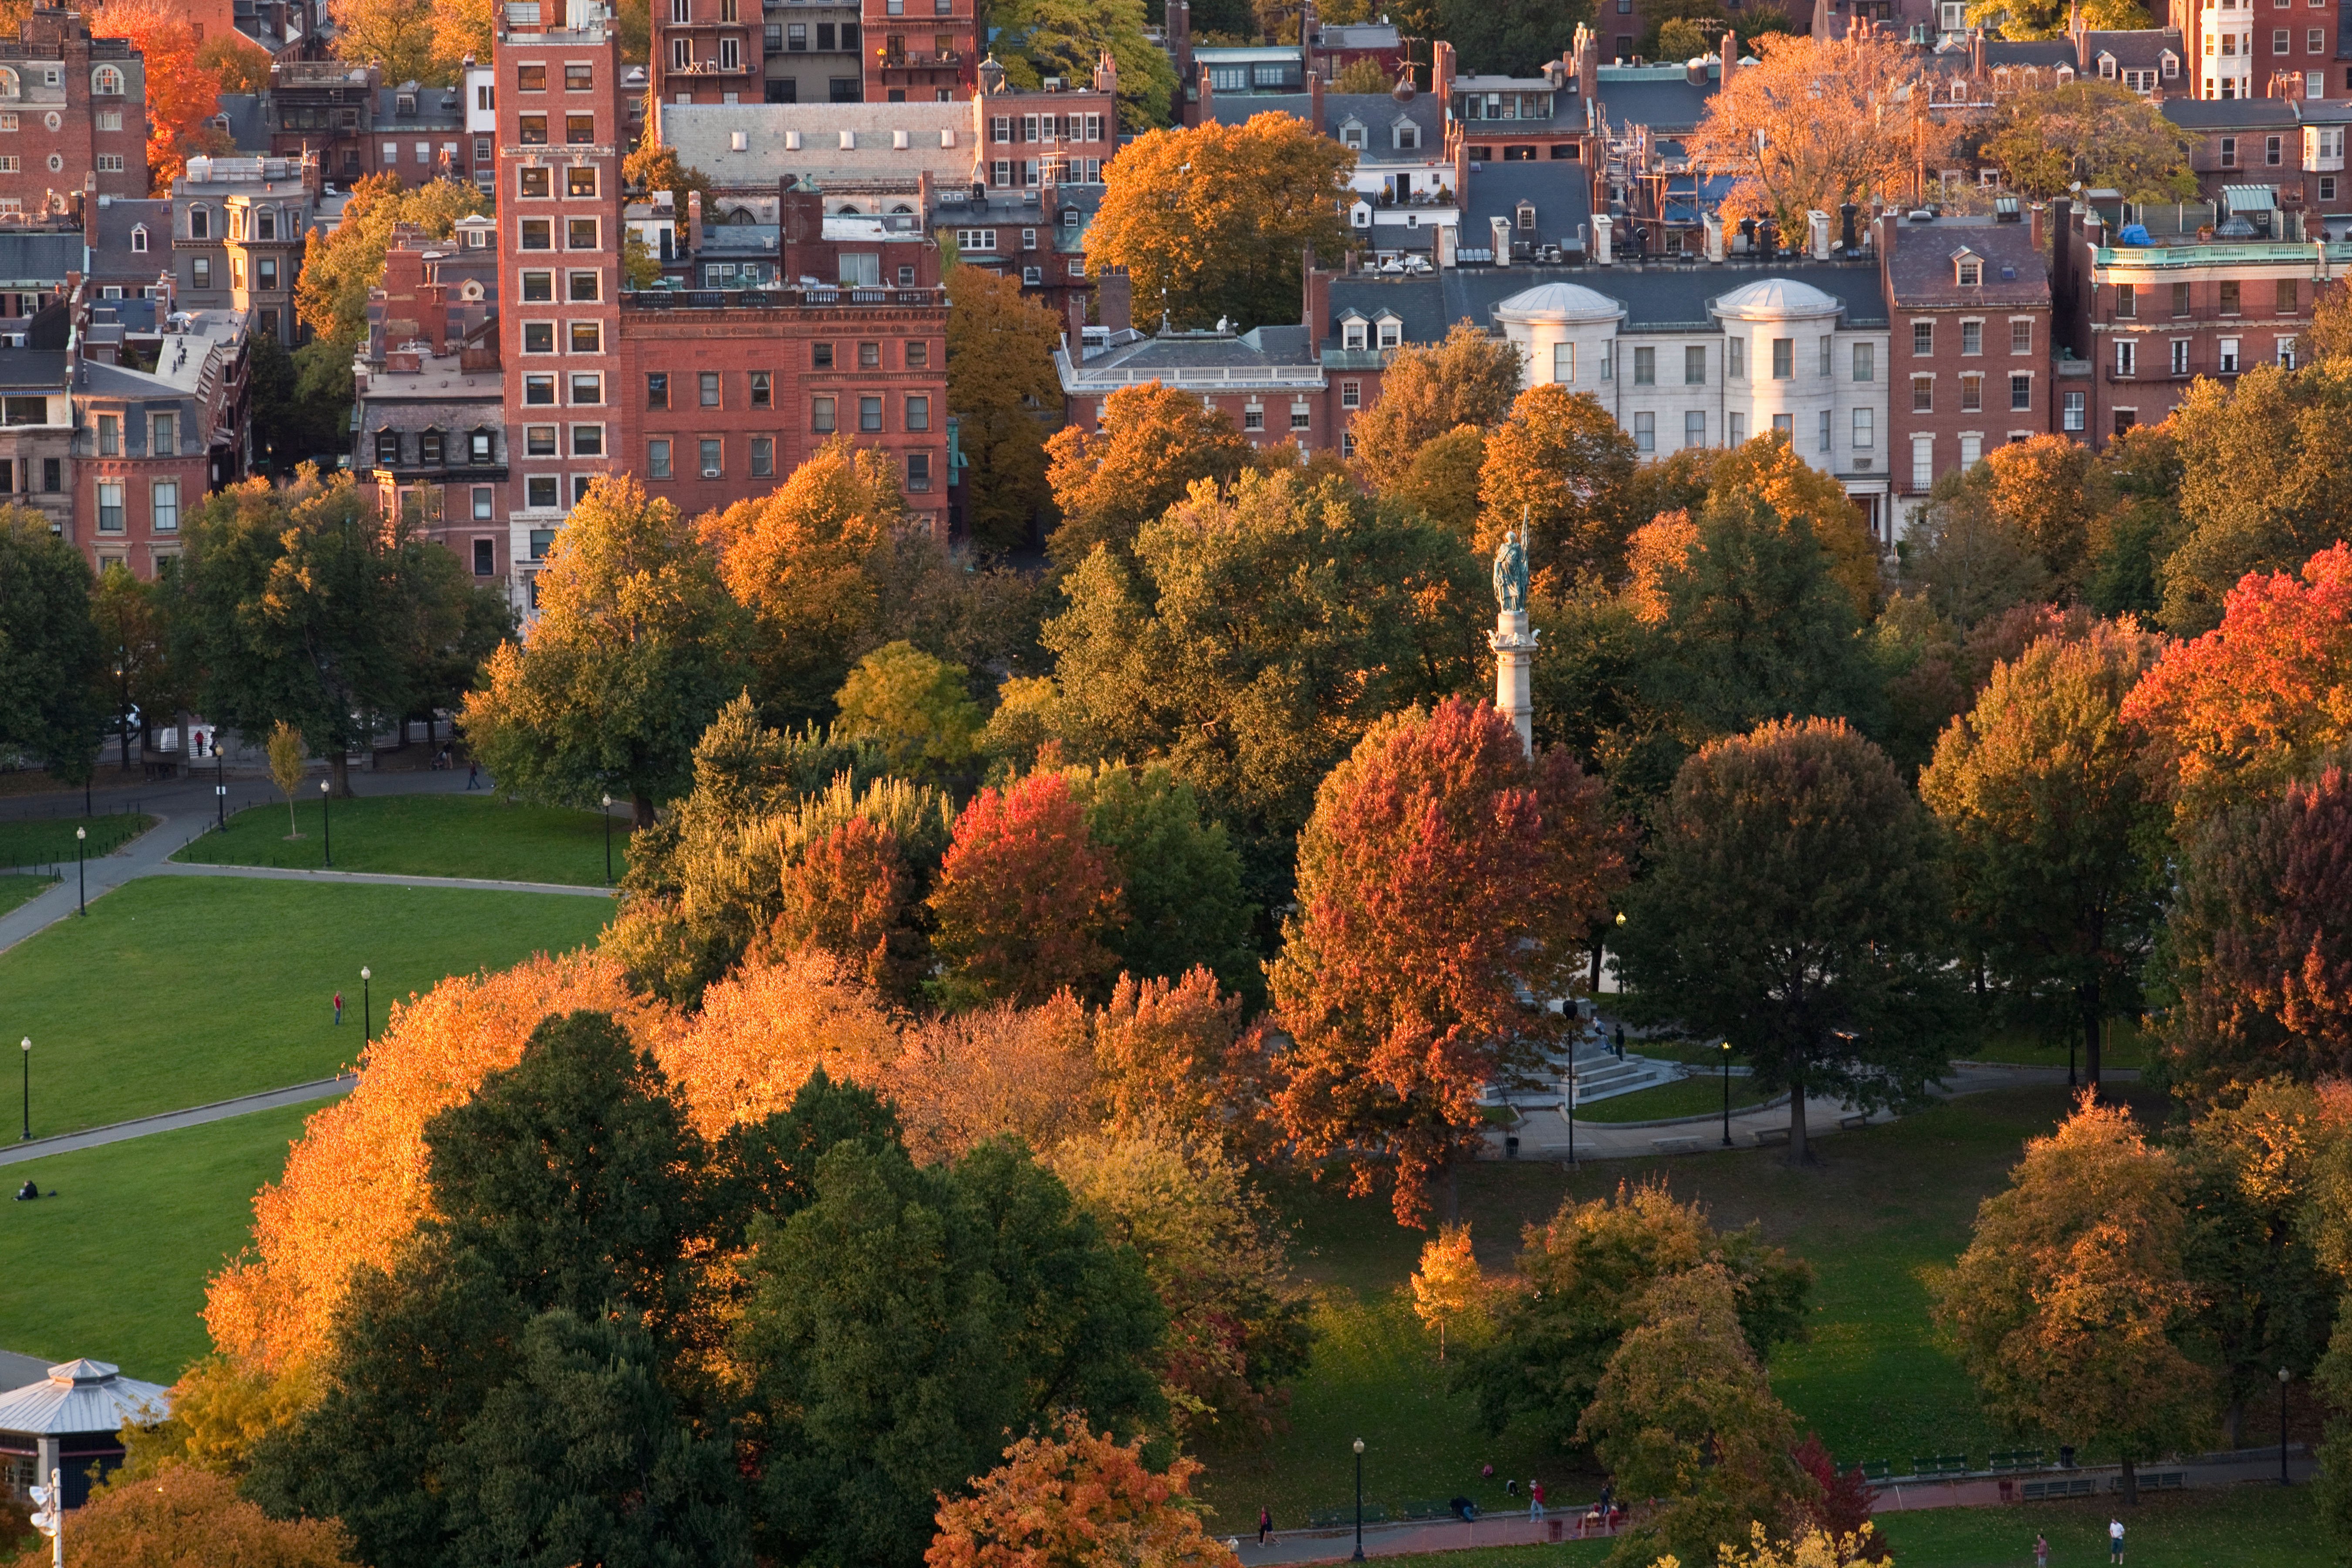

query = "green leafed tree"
[[946, 265, 1065, 553], [993, 0, 1179, 128], [0, 508, 101, 786], [832, 639, 984, 779], [1980, 80, 2193, 201], [462, 475, 750, 826], [1065, 760, 1258, 1004]]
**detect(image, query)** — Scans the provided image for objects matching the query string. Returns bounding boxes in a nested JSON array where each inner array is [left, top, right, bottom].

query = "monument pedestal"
[[1490, 608, 1538, 757]]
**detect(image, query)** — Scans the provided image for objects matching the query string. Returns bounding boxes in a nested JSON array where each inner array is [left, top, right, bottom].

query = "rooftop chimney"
[[1100, 264, 1133, 333], [687, 189, 703, 254]]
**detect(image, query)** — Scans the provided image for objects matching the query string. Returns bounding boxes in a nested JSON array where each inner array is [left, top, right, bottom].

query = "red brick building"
[[0, 7, 149, 216], [861, 0, 976, 101]]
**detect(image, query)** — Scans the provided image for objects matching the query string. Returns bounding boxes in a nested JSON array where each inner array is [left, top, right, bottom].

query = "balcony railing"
[[672, 57, 751, 73], [622, 284, 945, 309], [880, 47, 965, 67]]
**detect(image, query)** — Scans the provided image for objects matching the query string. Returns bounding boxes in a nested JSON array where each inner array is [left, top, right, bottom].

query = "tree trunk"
[[331, 752, 353, 799], [1588, 943, 1604, 995], [632, 792, 657, 831], [2224, 1398, 2244, 1450], [1446, 1157, 1460, 1225], [2083, 976, 2103, 1093], [1787, 1067, 1810, 1167], [2120, 1453, 2137, 1506]]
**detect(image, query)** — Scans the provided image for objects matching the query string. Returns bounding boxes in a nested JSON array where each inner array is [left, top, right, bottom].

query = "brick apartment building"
[[861, 0, 977, 101], [0, 7, 148, 215]]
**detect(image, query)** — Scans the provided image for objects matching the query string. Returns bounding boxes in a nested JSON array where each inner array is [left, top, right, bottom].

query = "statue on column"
[[1493, 527, 1528, 614], [1489, 524, 1536, 756]]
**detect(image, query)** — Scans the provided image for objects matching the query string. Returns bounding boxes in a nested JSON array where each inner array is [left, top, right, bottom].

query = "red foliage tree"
[[1269, 696, 1628, 1224], [926, 1414, 1238, 1568], [762, 815, 919, 993], [96, 0, 228, 189], [2123, 541, 2352, 822], [1790, 1433, 1888, 1561], [929, 770, 1124, 1005]]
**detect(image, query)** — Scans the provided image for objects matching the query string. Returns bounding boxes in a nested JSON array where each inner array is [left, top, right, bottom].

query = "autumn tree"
[[621, 138, 716, 209], [1458, 1180, 1813, 1450], [19, 1463, 358, 1568], [1347, 321, 1524, 497], [294, 176, 491, 351], [1577, 1265, 1807, 1568], [0, 507, 101, 785], [1616, 719, 1956, 1163], [2156, 362, 2352, 634], [1270, 696, 1627, 1223], [1089, 967, 1273, 1162], [2122, 541, 2352, 822], [1981, 81, 2193, 202], [946, 266, 1064, 552], [931, 768, 1125, 1005], [1388, 424, 1489, 542], [990, 0, 1179, 129], [95, 0, 224, 188], [1965, 0, 2149, 37], [1411, 1222, 1488, 1361], [1063, 762, 1257, 1001], [1475, 384, 1641, 591], [1687, 30, 1948, 230], [928, 1417, 1237, 1568], [196, 33, 274, 93], [1921, 622, 2167, 1087], [832, 640, 983, 778], [1044, 381, 1254, 568], [463, 476, 748, 825], [1934, 1094, 2215, 1502], [328, 0, 449, 85], [1088, 113, 1352, 331], [431, 0, 499, 76], [1051, 1125, 1311, 1435]]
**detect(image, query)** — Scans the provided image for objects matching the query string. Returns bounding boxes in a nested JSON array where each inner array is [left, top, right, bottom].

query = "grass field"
[[1573, 1075, 1774, 1124], [1192, 1086, 2164, 1529], [0, 876, 611, 1138], [0, 875, 52, 916], [1371, 1486, 2330, 1568], [0, 1103, 313, 1382], [0, 811, 153, 869], [174, 794, 631, 886]]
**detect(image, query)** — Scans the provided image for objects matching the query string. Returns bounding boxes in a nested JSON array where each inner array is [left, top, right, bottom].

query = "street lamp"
[[74, 825, 85, 916], [2282, 1367, 2294, 1485], [217, 730, 226, 828], [602, 793, 613, 885], [1351, 1438, 1366, 1562], [1720, 1040, 1734, 1147], [216, 782, 228, 831], [360, 966, 372, 1042], [18, 1037, 28, 1142], [319, 779, 332, 868]]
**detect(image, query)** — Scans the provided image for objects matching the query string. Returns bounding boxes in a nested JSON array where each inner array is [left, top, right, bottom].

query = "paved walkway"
[[146, 862, 614, 899], [0, 1076, 357, 1169]]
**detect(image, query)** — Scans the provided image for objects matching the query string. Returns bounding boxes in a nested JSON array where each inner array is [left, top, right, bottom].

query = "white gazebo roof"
[[0, 1360, 170, 1437]]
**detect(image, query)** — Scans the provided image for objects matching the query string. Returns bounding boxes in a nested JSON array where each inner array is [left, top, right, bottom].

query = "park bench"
[[2020, 1476, 2098, 1500], [1839, 1112, 1872, 1130], [1652, 1135, 1705, 1154], [1852, 1460, 1893, 1482], [1909, 1454, 1969, 1478], [2111, 1471, 2183, 1493], [1752, 1127, 1790, 1147], [1398, 1499, 1456, 1521], [1988, 1450, 2044, 1473]]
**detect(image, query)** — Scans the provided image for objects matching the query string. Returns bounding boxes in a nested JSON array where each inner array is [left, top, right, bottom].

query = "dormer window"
[[2099, 54, 2117, 78], [375, 428, 402, 465], [470, 428, 494, 463], [397, 92, 418, 114], [419, 428, 445, 464], [1339, 118, 1365, 149], [129, 223, 146, 253], [2162, 52, 2179, 78], [1341, 312, 1368, 350], [1392, 118, 1420, 150], [1956, 253, 1982, 286], [1516, 200, 1536, 232], [1375, 311, 1402, 348], [256, 208, 276, 241]]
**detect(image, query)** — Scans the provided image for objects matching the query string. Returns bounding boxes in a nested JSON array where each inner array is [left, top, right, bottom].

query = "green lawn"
[[1371, 1485, 2331, 1568], [1, 876, 611, 1138], [174, 794, 631, 887], [0, 812, 153, 869], [0, 875, 53, 916], [0, 1103, 314, 1382], [1193, 1087, 2167, 1528], [1572, 1075, 1774, 1124], [1958, 1017, 2153, 1074]]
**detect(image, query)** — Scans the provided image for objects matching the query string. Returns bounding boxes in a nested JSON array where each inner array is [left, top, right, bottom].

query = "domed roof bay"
[[1493, 280, 1625, 324], [1711, 276, 1844, 319]]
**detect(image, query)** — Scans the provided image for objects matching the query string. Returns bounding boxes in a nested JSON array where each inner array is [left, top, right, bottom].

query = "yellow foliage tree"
[[12, 1463, 357, 1568], [1410, 1220, 1487, 1360], [1649, 1521, 1891, 1568], [655, 945, 903, 1139], [265, 720, 307, 838]]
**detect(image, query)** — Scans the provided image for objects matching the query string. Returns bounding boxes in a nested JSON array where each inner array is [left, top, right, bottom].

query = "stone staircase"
[[1488, 1037, 1683, 1110]]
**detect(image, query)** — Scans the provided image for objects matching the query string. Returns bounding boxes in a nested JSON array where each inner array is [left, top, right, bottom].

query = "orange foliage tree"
[[96, 0, 226, 189], [204, 950, 667, 1371], [1270, 696, 1628, 1224], [760, 815, 922, 993], [1092, 967, 1273, 1162], [895, 992, 1099, 1160], [2122, 541, 2352, 823], [14, 1463, 357, 1568], [655, 945, 904, 1139], [930, 770, 1125, 1005], [926, 1414, 1239, 1568]]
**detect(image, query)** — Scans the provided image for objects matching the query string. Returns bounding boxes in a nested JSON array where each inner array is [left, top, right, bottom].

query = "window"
[[2010, 373, 2032, 411], [2277, 27, 2292, 50], [1818, 408, 1832, 454], [2064, 389, 2086, 431], [1961, 372, 1983, 412], [98, 481, 124, 532], [1553, 343, 1575, 384], [520, 113, 548, 145], [1771, 338, 1793, 379], [813, 396, 836, 432], [2326, 176, 2340, 202], [1957, 257, 1981, 286], [752, 438, 774, 476], [2172, 338, 2191, 375], [524, 321, 555, 353], [98, 414, 118, 455], [1243, 408, 1264, 431], [2220, 336, 2241, 372], [1291, 404, 1311, 431], [152, 412, 176, 456], [1820, 336, 1833, 376], [906, 342, 929, 369], [566, 218, 598, 250], [420, 430, 445, 464], [2220, 280, 2242, 315], [1852, 408, 1874, 448], [1913, 320, 1934, 355], [568, 271, 600, 302], [2115, 284, 2138, 319], [1632, 346, 1655, 385], [566, 63, 593, 90], [522, 270, 554, 301], [1961, 320, 1983, 355], [1911, 435, 1934, 491], [813, 342, 834, 368], [567, 424, 602, 458], [700, 439, 722, 476], [2315, 27, 2328, 49], [93, 64, 122, 94], [570, 321, 600, 354], [152, 480, 179, 533], [520, 218, 554, 250], [1633, 410, 1655, 453], [518, 63, 547, 91], [527, 425, 558, 455], [520, 166, 552, 199], [1684, 345, 1706, 385], [1685, 410, 1706, 449], [1727, 412, 1744, 443], [376, 428, 402, 464], [2221, 136, 2238, 168], [955, 227, 997, 252], [1772, 413, 1793, 437], [858, 342, 881, 368], [2279, 278, 2300, 313], [1913, 375, 1934, 412], [1728, 338, 1745, 378], [193, 257, 210, 288], [700, 371, 720, 407], [526, 374, 556, 404], [2280, 335, 2300, 367], [1960, 434, 1983, 468], [2011, 318, 2034, 355], [129, 224, 147, 255], [649, 438, 672, 478], [570, 373, 603, 404], [471, 430, 493, 463], [567, 115, 595, 143], [96, 153, 122, 173], [906, 395, 930, 431], [473, 537, 495, 575], [567, 166, 598, 198], [2115, 337, 2137, 375], [572, 476, 594, 505], [2268, 134, 2286, 166], [749, 371, 772, 409], [527, 476, 560, 508]]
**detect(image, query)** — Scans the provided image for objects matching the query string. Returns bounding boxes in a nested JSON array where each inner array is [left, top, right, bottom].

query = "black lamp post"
[[360, 966, 372, 1042], [1351, 1438, 1366, 1562], [217, 732, 226, 827], [1720, 1040, 1734, 1147], [74, 825, 85, 916], [216, 782, 227, 831], [320, 778, 332, 867], [602, 793, 613, 885], [2282, 1367, 2294, 1485], [18, 1037, 29, 1142]]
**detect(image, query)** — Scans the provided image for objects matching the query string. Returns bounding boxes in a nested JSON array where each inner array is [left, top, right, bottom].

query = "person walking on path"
[[1257, 1507, 1272, 1546], [466, 760, 480, 790], [333, 991, 344, 1026], [1528, 1480, 1545, 1520], [2034, 1533, 2049, 1568], [2109, 1518, 2125, 1564]]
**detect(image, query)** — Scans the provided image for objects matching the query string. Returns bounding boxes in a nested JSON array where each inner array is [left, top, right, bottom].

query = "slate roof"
[[1206, 92, 1311, 124], [1884, 217, 2050, 308], [375, 84, 465, 129], [1463, 162, 1595, 248], [0, 1361, 169, 1439], [1319, 261, 1889, 346], [1323, 91, 1447, 160], [2082, 28, 2183, 69], [87, 198, 171, 282], [1069, 324, 1321, 377], [0, 232, 84, 290], [1981, 39, 2077, 67], [660, 102, 977, 190], [1592, 75, 1714, 133], [210, 92, 272, 154], [0, 350, 66, 390], [2162, 97, 2299, 129]]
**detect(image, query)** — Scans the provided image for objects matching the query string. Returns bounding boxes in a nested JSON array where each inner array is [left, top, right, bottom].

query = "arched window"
[[0, 68, 20, 100], [188, 205, 209, 240], [255, 208, 276, 241], [129, 224, 147, 253], [91, 65, 124, 95]]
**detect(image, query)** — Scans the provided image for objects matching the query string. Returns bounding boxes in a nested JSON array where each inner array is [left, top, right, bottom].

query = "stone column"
[[1490, 608, 1538, 757]]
